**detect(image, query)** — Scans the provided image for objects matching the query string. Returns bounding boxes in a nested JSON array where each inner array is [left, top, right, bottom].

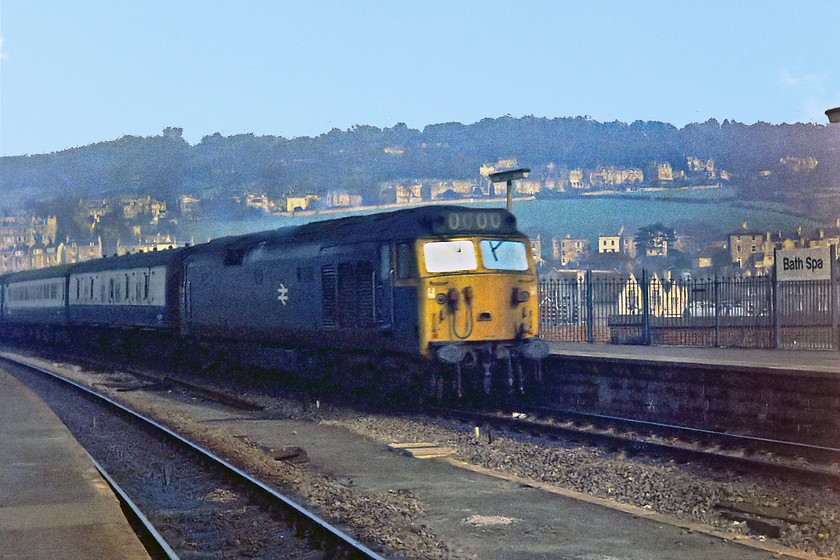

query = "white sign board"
[[775, 247, 832, 281]]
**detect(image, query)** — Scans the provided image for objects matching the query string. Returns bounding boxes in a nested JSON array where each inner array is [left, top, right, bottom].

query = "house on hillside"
[[552, 235, 591, 267]]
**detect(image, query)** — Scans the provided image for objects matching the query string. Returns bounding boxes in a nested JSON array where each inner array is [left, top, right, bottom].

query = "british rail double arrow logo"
[[277, 284, 289, 305]]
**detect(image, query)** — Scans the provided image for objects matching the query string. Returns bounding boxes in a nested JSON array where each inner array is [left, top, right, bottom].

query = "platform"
[[548, 340, 840, 375], [0, 367, 151, 559]]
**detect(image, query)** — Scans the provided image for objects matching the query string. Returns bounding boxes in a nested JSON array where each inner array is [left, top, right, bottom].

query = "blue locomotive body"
[[178, 220, 419, 354]]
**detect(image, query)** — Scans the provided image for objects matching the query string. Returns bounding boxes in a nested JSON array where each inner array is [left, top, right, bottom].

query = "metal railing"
[[539, 271, 838, 350]]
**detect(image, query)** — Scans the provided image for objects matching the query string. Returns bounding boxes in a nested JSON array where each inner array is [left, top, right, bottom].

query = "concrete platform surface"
[[0, 367, 151, 560], [192, 410, 807, 559]]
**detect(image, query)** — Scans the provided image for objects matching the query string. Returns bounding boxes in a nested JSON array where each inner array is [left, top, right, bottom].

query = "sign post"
[[774, 246, 834, 348]]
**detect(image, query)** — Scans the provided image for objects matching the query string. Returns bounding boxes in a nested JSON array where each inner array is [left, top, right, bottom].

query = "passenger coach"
[[1, 265, 73, 342]]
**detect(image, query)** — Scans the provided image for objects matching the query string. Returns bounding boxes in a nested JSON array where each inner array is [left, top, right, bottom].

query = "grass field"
[[512, 195, 821, 246]]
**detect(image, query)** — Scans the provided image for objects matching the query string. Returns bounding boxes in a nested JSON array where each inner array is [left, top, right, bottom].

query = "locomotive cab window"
[[479, 240, 529, 271], [423, 240, 477, 273]]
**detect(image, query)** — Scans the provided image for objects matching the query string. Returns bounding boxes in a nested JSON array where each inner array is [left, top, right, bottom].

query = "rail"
[[429, 406, 840, 487]]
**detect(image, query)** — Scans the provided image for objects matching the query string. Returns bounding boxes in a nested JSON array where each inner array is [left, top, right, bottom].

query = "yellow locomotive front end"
[[415, 213, 549, 395]]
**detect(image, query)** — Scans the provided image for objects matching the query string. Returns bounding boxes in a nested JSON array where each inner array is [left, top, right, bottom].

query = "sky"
[[1, 0, 840, 157]]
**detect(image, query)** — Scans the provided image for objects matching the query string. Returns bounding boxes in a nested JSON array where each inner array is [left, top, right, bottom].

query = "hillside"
[[2, 117, 840, 223]]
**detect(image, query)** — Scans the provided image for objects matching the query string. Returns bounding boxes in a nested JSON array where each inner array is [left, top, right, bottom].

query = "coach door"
[[377, 243, 393, 331]]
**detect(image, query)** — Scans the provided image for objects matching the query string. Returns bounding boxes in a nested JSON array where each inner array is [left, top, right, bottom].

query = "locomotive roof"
[[291, 205, 521, 243], [191, 205, 522, 257]]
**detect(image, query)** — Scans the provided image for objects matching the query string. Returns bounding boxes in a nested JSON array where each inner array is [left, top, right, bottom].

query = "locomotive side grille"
[[355, 261, 375, 327], [321, 265, 337, 328], [338, 262, 356, 327], [336, 260, 375, 328]]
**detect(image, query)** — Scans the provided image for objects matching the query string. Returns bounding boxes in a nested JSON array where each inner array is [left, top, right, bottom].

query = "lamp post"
[[825, 107, 840, 349], [488, 167, 531, 213]]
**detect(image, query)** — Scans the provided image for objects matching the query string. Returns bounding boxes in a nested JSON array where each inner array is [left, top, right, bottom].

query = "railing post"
[[832, 245, 839, 350], [772, 258, 780, 349], [641, 269, 651, 345], [714, 274, 720, 347], [586, 269, 594, 344]]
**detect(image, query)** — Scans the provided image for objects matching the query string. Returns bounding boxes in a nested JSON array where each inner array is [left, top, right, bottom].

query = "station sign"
[[775, 247, 833, 281]]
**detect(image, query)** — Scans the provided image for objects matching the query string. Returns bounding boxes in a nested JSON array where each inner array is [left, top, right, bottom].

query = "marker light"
[[447, 287, 460, 309], [512, 287, 530, 304]]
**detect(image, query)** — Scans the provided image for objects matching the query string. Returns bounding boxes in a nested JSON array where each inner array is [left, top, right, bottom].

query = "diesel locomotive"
[[0, 205, 548, 400]]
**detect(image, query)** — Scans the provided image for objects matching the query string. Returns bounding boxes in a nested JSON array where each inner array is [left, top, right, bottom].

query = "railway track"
[[86, 451, 180, 559], [430, 405, 840, 487], [0, 354, 387, 560], [5, 348, 840, 557]]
